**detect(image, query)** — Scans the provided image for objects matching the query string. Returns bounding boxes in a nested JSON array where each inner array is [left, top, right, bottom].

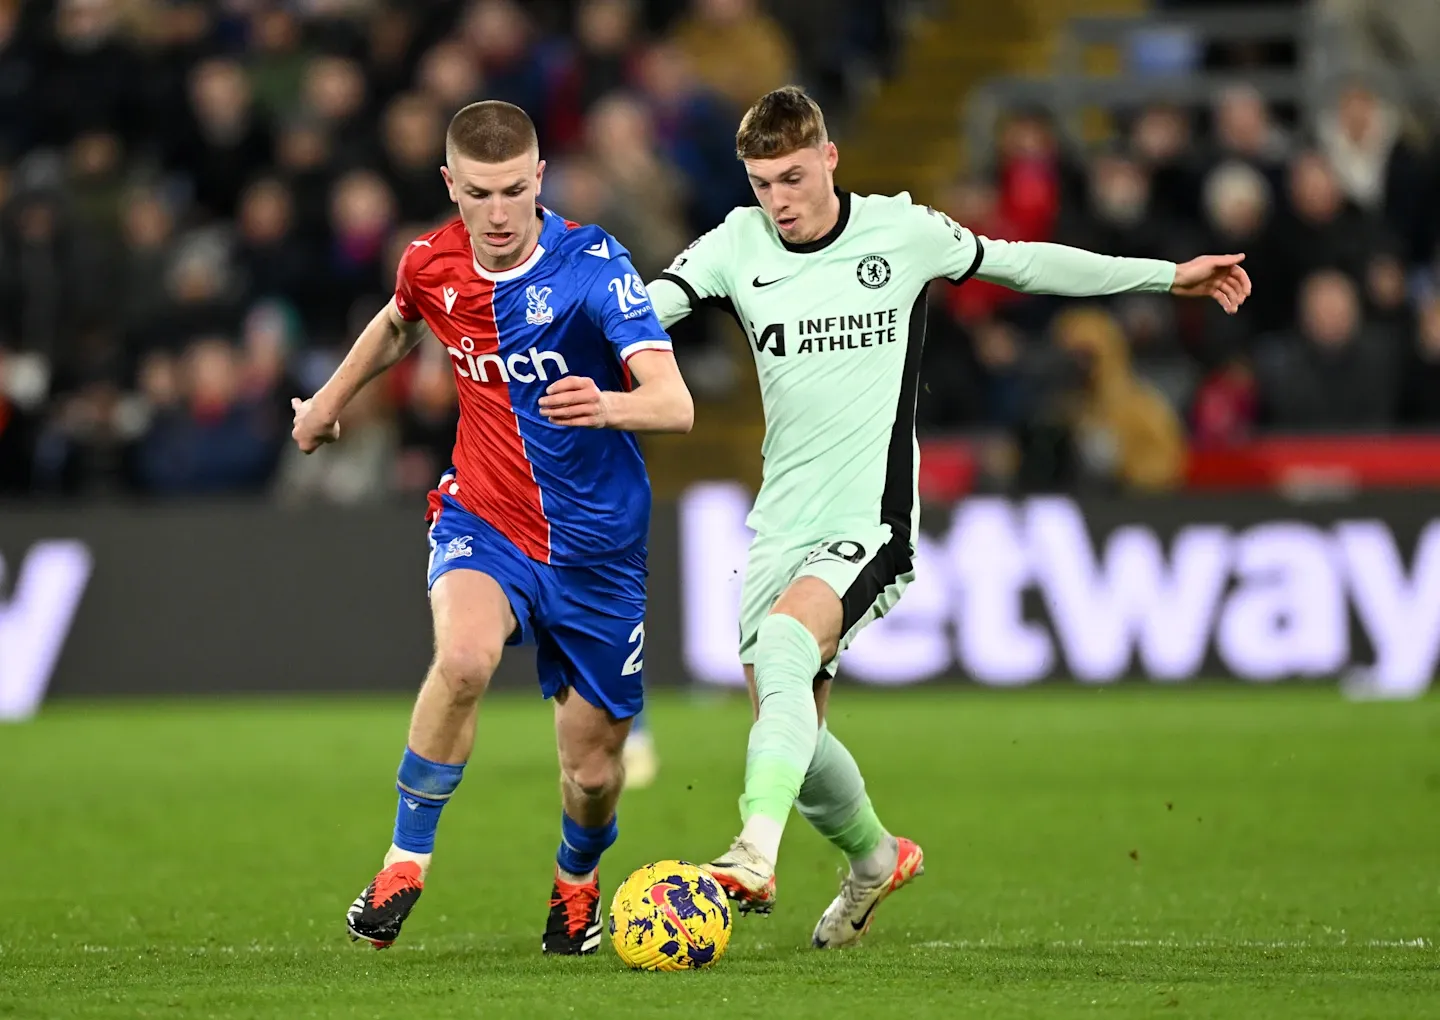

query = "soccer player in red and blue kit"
[[290, 101, 693, 954]]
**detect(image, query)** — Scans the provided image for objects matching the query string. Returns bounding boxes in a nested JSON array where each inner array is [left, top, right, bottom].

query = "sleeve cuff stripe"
[[657, 271, 702, 306], [954, 238, 986, 285], [621, 340, 674, 360]]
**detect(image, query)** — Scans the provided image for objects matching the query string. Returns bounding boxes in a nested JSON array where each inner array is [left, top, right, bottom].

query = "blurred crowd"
[[0, 0, 900, 498], [920, 77, 1440, 492], [5, 0, 1440, 503]]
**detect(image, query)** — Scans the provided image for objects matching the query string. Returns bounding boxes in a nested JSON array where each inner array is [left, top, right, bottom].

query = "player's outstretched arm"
[[291, 299, 423, 453], [538, 350, 694, 434], [973, 238, 1252, 315]]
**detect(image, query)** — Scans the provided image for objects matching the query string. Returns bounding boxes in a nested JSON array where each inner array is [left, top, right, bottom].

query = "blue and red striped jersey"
[[396, 209, 671, 566]]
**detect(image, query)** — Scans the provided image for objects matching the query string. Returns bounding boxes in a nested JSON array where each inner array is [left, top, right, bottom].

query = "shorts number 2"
[[622, 622, 645, 676]]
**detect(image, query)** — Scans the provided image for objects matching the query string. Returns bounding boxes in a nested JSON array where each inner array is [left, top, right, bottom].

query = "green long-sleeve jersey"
[[648, 190, 1176, 542]]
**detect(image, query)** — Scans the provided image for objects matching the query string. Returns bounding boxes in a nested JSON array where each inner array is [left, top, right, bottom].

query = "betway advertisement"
[[680, 484, 1440, 699], [3, 489, 1437, 719]]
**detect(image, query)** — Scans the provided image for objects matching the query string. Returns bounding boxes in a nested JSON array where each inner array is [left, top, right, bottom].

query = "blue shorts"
[[426, 495, 647, 719]]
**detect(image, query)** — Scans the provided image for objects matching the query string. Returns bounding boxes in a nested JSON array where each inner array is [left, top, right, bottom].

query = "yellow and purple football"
[[608, 860, 732, 970]]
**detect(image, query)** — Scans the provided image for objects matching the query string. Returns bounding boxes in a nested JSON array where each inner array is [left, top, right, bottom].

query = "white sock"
[[848, 833, 897, 884], [738, 814, 785, 867], [384, 843, 433, 881]]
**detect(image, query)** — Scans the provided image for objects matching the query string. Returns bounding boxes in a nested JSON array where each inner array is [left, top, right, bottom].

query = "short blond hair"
[[735, 85, 828, 160]]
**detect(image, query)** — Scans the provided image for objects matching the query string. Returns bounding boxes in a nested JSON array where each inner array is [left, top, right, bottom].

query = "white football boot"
[[811, 836, 924, 948], [701, 838, 778, 914]]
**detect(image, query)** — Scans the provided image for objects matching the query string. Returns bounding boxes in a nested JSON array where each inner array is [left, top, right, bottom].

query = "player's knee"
[[765, 608, 839, 664], [431, 640, 501, 696], [562, 749, 622, 800]]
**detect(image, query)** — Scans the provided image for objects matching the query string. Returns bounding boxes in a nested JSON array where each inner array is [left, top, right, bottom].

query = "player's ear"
[[823, 142, 839, 174], [440, 165, 458, 203], [535, 158, 547, 196]]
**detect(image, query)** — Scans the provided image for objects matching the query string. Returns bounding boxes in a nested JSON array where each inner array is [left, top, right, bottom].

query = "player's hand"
[[290, 396, 341, 453], [539, 376, 613, 428], [1171, 254, 1252, 314]]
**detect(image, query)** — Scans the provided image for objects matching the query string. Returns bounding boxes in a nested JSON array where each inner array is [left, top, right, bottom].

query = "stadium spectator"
[[239, 299, 306, 443], [116, 187, 179, 348], [378, 92, 450, 224], [273, 115, 336, 239], [1052, 306, 1186, 492], [1316, 79, 1438, 268], [247, 7, 311, 121], [1272, 150, 1386, 319], [550, 0, 647, 151], [635, 40, 749, 232], [67, 129, 124, 237], [144, 229, 245, 354], [1058, 152, 1177, 263], [1190, 357, 1258, 447], [1130, 103, 1202, 223], [583, 93, 688, 279], [274, 372, 395, 506], [363, 4, 422, 108], [1206, 84, 1291, 189], [0, 165, 77, 367], [171, 57, 274, 222], [301, 53, 374, 169], [318, 169, 396, 344], [136, 336, 284, 494], [393, 338, 460, 494], [40, 0, 144, 148], [994, 111, 1063, 243], [0, 346, 35, 492], [458, 1, 557, 147], [1257, 269, 1397, 431], [415, 39, 484, 115], [0, 0, 35, 161], [234, 177, 315, 317], [1398, 294, 1440, 426], [1195, 160, 1280, 353], [669, 0, 795, 112]]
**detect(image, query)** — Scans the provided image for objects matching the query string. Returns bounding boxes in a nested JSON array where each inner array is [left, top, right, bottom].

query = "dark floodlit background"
[[4, 0, 1440, 700], [3, 3, 1438, 1017]]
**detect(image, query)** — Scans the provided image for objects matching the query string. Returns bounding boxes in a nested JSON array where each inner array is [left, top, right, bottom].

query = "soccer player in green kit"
[[646, 86, 1251, 948]]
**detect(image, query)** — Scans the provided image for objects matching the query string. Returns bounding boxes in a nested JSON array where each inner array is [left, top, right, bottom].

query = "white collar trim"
[[473, 240, 546, 282]]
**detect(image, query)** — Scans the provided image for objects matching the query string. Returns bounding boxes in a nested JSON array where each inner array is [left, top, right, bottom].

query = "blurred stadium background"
[[6, 0, 1440, 701], [3, 1, 1438, 1016]]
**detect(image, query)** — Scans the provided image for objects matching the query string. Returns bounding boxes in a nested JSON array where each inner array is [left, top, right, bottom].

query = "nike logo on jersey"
[[584, 239, 610, 259], [752, 275, 788, 288], [409, 238, 433, 248], [443, 287, 458, 314]]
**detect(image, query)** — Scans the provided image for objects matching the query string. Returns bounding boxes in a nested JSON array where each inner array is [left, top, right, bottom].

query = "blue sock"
[[393, 747, 466, 854], [555, 812, 618, 877]]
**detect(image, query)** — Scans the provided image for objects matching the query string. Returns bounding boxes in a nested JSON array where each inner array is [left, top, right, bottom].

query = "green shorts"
[[737, 522, 916, 677]]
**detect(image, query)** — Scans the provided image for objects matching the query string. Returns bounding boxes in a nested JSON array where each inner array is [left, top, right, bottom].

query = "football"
[[608, 860, 732, 970]]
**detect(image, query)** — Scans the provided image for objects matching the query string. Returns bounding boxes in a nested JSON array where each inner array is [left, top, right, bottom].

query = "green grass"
[[2, 686, 1438, 1019]]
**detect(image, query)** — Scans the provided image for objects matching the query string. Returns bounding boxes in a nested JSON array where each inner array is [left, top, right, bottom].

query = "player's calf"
[[545, 689, 627, 954]]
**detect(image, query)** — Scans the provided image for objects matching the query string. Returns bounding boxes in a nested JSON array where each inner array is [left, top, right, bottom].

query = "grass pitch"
[[2, 685, 1437, 1019]]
